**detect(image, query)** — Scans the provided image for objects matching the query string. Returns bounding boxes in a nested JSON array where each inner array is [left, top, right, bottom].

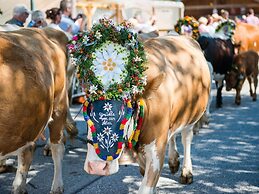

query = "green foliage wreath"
[[67, 18, 147, 101], [215, 19, 236, 39], [174, 16, 200, 40]]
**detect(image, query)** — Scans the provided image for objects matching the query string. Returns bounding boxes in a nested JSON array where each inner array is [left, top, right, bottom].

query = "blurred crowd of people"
[[2, 1, 259, 39], [197, 8, 259, 36], [4, 0, 87, 38], [2, 0, 157, 36]]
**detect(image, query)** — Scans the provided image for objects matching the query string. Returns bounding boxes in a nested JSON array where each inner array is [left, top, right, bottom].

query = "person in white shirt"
[[246, 8, 259, 25], [45, 7, 72, 39], [59, 0, 85, 35], [46, 8, 63, 31]]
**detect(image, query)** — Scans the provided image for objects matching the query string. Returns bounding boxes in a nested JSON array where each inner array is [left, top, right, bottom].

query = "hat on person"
[[31, 10, 45, 22], [13, 4, 31, 16], [198, 16, 208, 25]]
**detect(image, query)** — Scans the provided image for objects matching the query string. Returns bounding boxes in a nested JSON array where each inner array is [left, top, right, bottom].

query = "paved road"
[[0, 80, 259, 194]]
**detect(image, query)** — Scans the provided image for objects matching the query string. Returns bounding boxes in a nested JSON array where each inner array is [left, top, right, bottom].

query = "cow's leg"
[[138, 138, 167, 194], [180, 125, 193, 184], [249, 75, 258, 101], [216, 83, 223, 108], [137, 150, 145, 176], [48, 106, 66, 193], [247, 76, 253, 97], [0, 159, 7, 173], [65, 108, 78, 138], [43, 134, 66, 157], [12, 143, 35, 194], [50, 142, 65, 194], [168, 134, 180, 174], [253, 75, 258, 101], [235, 79, 245, 105], [0, 159, 16, 173], [235, 88, 241, 105]]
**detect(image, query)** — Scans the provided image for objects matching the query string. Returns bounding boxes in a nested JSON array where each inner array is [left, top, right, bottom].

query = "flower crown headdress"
[[67, 18, 147, 102]]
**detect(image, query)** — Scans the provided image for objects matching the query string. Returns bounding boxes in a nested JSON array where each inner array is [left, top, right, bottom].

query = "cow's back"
[[198, 36, 234, 74], [235, 50, 259, 75], [234, 22, 259, 53], [0, 28, 67, 155], [140, 36, 210, 142]]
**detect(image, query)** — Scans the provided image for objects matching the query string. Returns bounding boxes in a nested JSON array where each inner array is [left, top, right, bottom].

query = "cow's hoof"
[[169, 159, 180, 174], [179, 173, 193, 184], [235, 101, 241, 105], [12, 187, 28, 194], [0, 165, 17, 173], [216, 103, 222, 108], [43, 145, 52, 156], [50, 187, 64, 194]]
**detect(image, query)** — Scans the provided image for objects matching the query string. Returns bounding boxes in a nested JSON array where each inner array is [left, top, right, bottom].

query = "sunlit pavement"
[[0, 79, 259, 194]]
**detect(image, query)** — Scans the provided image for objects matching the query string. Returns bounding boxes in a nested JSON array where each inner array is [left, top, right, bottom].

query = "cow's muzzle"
[[86, 161, 109, 176]]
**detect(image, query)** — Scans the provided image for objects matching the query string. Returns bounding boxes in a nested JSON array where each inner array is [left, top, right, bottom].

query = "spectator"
[[221, 9, 229, 21], [198, 16, 215, 36], [211, 13, 222, 28], [246, 8, 259, 25], [235, 7, 247, 23], [128, 11, 157, 33], [5, 4, 30, 27], [27, 10, 47, 28], [59, 0, 85, 35], [198, 16, 209, 34], [45, 8, 63, 31]]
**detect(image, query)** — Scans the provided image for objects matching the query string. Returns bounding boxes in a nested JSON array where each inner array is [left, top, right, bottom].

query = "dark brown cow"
[[84, 35, 211, 193], [0, 28, 69, 193], [197, 35, 235, 108], [225, 50, 258, 105]]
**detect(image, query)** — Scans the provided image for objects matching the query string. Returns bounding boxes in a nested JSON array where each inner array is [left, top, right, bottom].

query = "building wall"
[[182, 0, 259, 18]]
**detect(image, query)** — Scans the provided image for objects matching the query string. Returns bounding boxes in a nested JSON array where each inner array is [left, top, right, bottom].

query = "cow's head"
[[84, 73, 164, 176], [225, 67, 244, 91], [83, 99, 137, 176]]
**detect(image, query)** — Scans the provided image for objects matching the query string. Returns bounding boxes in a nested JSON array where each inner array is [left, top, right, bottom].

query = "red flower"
[[72, 35, 78, 41]]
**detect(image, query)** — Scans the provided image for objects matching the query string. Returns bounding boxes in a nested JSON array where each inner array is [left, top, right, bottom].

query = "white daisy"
[[103, 126, 112, 136], [95, 30, 102, 39], [142, 75, 148, 86], [83, 35, 89, 44], [134, 56, 142, 62], [111, 133, 119, 142], [89, 85, 98, 94], [97, 133, 104, 142], [92, 41, 129, 90], [132, 85, 139, 94], [103, 102, 113, 112]]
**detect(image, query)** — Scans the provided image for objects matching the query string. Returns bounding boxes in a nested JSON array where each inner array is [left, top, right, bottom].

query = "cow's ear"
[[146, 73, 165, 91]]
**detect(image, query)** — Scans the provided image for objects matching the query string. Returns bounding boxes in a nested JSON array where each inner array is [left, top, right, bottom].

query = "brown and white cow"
[[0, 28, 69, 193], [225, 50, 258, 105], [84, 35, 211, 193]]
